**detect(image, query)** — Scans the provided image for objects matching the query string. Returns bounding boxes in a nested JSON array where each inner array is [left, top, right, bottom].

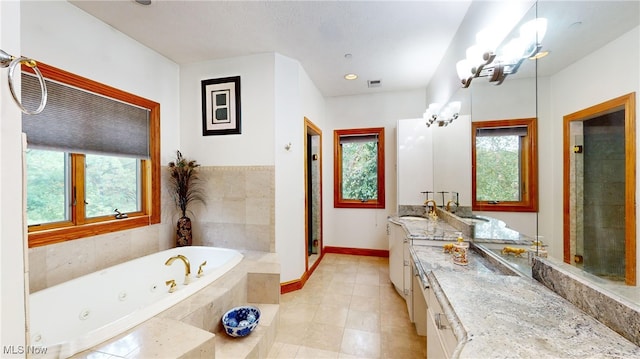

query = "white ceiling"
[[68, 1, 639, 98], [69, 0, 472, 97]]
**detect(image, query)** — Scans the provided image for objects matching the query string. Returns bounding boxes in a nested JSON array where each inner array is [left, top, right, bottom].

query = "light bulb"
[[476, 27, 501, 54], [520, 18, 547, 45], [428, 103, 443, 114], [456, 59, 472, 80], [500, 38, 527, 62], [465, 45, 485, 67], [448, 101, 461, 115]]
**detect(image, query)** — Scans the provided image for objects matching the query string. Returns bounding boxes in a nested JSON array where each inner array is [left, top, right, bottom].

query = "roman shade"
[[339, 134, 379, 144], [21, 73, 150, 158], [475, 126, 528, 137]]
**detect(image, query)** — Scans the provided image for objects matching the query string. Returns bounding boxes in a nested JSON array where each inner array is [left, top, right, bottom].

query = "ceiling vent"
[[367, 79, 382, 88]]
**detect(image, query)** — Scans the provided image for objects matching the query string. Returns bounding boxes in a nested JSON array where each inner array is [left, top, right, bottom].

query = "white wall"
[[325, 90, 426, 250], [21, 1, 181, 164], [274, 54, 326, 282], [274, 54, 304, 282], [1, 1, 27, 354], [179, 53, 275, 166], [539, 26, 640, 263], [180, 52, 325, 283]]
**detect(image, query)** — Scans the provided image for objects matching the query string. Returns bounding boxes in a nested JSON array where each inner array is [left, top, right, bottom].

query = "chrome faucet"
[[165, 254, 191, 284]]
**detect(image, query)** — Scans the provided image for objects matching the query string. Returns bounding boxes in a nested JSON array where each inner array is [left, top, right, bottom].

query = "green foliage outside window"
[[341, 141, 378, 201], [85, 154, 139, 218], [26, 149, 140, 225], [475, 135, 521, 201], [26, 149, 67, 225]]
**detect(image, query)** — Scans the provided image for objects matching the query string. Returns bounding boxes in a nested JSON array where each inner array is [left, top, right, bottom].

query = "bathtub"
[[29, 246, 243, 358]]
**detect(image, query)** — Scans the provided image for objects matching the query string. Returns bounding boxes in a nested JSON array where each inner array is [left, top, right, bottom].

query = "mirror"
[[431, 3, 539, 238], [535, 0, 639, 289], [438, 0, 639, 297], [431, 87, 472, 211]]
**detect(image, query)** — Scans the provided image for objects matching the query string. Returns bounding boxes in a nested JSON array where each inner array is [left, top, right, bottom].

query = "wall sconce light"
[[424, 101, 461, 128], [456, 18, 547, 88]]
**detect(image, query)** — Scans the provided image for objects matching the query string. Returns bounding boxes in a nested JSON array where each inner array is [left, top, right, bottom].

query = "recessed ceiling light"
[[135, 0, 152, 5], [344, 73, 358, 80], [529, 50, 550, 60]]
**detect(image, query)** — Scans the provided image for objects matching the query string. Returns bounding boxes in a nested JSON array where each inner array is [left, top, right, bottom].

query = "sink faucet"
[[446, 200, 458, 212], [165, 254, 191, 284], [424, 199, 438, 216]]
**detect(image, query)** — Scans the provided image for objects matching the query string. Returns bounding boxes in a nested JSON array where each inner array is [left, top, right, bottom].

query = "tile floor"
[[267, 253, 426, 358]]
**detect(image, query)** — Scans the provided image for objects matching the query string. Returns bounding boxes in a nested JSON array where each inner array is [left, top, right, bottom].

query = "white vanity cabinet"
[[412, 262, 428, 337], [426, 285, 458, 358], [388, 220, 413, 321]]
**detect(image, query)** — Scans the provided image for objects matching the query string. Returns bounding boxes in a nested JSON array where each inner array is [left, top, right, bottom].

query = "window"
[[24, 63, 160, 247], [334, 127, 385, 208], [472, 118, 537, 212]]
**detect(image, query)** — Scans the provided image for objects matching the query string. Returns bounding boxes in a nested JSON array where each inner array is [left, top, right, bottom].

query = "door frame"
[[304, 117, 323, 274], [563, 92, 636, 285]]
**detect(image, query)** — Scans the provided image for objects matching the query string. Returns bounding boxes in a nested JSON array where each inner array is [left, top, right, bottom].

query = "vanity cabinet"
[[412, 262, 427, 337], [426, 285, 457, 358], [388, 220, 413, 321]]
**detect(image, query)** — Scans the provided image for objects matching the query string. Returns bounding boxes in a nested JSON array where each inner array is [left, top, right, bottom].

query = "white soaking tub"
[[29, 246, 243, 358]]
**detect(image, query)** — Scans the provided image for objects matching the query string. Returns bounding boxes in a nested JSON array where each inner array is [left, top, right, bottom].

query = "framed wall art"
[[201, 76, 241, 136]]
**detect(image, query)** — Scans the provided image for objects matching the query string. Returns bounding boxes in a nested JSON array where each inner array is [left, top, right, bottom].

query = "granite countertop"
[[389, 212, 533, 245], [388, 215, 461, 241], [411, 245, 640, 358]]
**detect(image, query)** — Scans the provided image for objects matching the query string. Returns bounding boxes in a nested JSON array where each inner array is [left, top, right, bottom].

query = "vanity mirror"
[[433, 0, 639, 292], [432, 2, 539, 238], [534, 0, 639, 286]]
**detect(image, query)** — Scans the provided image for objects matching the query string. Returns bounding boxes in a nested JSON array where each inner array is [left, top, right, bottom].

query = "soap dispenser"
[[452, 232, 469, 266]]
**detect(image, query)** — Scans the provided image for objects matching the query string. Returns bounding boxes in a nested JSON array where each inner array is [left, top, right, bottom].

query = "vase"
[[176, 216, 192, 247]]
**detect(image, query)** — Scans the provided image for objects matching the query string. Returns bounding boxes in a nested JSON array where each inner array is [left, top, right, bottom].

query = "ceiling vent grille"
[[367, 80, 382, 88]]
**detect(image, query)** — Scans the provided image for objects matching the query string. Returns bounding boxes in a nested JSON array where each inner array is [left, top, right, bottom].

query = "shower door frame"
[[563, 92, 636, 285]]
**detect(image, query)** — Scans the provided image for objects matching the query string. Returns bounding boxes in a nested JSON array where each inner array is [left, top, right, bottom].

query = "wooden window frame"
[[333, 127, 385, 209], [472, 118, 538, 212], [26, 63, 161, 248]]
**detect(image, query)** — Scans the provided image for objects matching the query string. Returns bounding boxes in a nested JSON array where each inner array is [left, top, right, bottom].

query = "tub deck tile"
[[71, 317, 214, 359]]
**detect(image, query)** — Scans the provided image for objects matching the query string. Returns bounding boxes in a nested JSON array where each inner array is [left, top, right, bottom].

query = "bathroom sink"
[[458, 215, 489, 224], [400, 216, 427, 221]]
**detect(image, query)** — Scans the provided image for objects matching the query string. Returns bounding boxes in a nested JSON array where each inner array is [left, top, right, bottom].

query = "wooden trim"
[[280, 251, 325, 294], [304, 118, 323, 272], [562, 92, 636, 285], [472, 118, 538, 212], [333, 127, 385, 209], [280, 246, 389, 294], [563, 113, 572, 264], [28, 216, 151, 247], [324, 246, 389, 258], [26, 62, 161, 247]]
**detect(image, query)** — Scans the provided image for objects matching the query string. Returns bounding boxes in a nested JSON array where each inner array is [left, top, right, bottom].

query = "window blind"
[[476, 126, 528, 137], [21, 73, 150, 159], [339, 134, 379, 144]]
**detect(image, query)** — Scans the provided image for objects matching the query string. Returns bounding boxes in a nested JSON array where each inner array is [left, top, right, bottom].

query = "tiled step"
[[70, 317, 215, 359], [215, 303, 279, 359]]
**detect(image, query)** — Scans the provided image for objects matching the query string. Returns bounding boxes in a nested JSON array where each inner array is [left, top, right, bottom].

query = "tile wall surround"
[[28, 224, 172, 293], [532, 257, 640, 346], [28, 165, 275, 293], [189, 166, 275, 253]]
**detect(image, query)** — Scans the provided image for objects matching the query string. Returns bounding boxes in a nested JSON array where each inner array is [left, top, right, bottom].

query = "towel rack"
[[0, 49, 47, 115]]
